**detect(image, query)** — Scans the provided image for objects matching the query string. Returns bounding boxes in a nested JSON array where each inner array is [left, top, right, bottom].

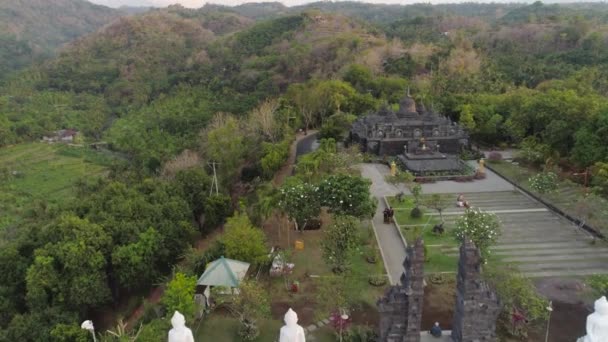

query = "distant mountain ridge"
[[0, 0, 121, 80]]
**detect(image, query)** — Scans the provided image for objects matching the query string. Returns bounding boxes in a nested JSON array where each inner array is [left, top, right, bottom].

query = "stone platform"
[[420, 331, 452, 341]]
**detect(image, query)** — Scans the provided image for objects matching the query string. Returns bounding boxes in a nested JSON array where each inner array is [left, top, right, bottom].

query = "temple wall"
[[377, 139, 463, 156]]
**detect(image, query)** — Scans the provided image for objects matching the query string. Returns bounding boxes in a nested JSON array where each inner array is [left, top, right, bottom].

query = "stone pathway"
[[359, 163, 407, 285]]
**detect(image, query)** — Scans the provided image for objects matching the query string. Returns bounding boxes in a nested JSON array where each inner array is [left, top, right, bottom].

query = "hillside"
[[0, 0, 120, 80]]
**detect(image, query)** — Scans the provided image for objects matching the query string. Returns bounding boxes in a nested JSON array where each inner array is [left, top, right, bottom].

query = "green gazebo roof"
[[196, 256, 250, 288]]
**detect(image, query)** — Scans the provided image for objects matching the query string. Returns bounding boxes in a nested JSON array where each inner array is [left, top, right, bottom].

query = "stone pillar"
[[377, 239, 425, 342], [451, 239, 501, 342]]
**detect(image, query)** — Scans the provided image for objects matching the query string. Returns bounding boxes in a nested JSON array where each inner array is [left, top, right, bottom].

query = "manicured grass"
[[393, 209, 435, 227], [402, 225, 459, 273], [0, 143, 112, 230], [195, 315, 282, 341], [387, 196, 415, 209]]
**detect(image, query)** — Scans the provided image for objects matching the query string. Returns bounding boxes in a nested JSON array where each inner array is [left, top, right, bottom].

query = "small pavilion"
[[197, 256, 250, 306]]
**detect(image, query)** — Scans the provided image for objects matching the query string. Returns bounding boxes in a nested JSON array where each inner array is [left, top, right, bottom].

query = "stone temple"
[[350, 93, 469, 175]]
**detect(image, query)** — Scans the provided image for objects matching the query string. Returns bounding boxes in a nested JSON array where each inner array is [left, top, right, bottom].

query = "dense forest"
[[0, 0, 121, 81], [1, 1, 608, 340]]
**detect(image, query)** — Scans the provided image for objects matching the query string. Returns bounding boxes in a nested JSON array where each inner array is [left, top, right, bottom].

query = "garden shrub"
[[343, 325, 378, 342], [588, 274, 608, 297], [485, 266, 550, 339], [410, 206, 422, 219], [528, 172, 558, 194], [368, 275, 387, 287], [238, 319, 260, 341], [453, 208, 501, 261]]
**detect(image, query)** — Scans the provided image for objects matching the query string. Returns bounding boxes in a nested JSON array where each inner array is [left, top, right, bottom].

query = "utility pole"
[[208, 161, 220, 195]]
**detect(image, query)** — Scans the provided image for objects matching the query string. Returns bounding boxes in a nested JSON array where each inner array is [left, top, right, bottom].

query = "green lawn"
[[401, 224, 459, 273], [196, 316, 282, 341], [390, 194, 462, 273], [0, 143, 112, 229]]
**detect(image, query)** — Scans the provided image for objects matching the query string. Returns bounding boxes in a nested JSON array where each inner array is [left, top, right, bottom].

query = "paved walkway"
[[360, 163, 407, 285], [419, 161, 514, 194]]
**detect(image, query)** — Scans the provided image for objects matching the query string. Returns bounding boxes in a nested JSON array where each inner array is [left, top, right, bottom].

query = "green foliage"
[[411, 183, 423, 206], [588, 274, 608, 298], [214, 280, 270, 341], [453, 209, 501, 261], [203, 193, 233, 232], [318, 174, 376, 219], [162, 273, 197, 319], [528, 172, 558, 194], [410, 206, 422, 219], [459, 104, 476, 131], [50, 323, 89, 342], [221, 211, 268, 264], [136, 319, 171, 342], [322, 215, 361, 273], [260, 138, 291, 179], [485, 266, 550, 338], [592, 162, 608, 196], [111, 228, 162, 291], [320, 113, 357, 140], [173, 168, 211, 225], [343, 326, 378, 342], [0, 0, 118, 81], [425, 194, 450, 221], [108, 86, 216, 166], [26, 215, 112, 311], [278, 177, 321, 230], [234, 15, 304, 56], [517, 137, 552, 166], [201, 114, 246, 186], [385, 170, 415, 186]]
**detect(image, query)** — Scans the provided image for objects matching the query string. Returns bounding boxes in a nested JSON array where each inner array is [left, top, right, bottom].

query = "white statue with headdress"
[[168, 311, 194, 342], [279, 308, 306, 342], [578, 296, 608, 342]]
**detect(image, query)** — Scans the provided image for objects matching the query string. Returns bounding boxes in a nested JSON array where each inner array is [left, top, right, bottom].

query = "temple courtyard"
[[360, 162, 608, 280]]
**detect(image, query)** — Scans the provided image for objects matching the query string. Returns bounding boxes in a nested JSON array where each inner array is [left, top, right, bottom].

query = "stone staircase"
[[437, 191, 608, 278]]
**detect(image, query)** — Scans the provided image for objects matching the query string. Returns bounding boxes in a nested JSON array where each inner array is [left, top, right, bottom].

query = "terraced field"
[[0, 143, 112, 230]]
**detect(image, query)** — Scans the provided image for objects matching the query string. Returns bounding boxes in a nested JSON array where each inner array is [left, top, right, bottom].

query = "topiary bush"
[[410, 206, 422, 219], [368, 275, 387, 287]]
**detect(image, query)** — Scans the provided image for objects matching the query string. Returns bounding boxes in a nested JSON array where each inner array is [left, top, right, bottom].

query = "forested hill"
[[0, 0, 120, 80], [0, 8, 391, 162]]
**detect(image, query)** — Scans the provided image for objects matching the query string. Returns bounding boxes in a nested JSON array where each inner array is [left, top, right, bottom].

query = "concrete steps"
[[436, 190, 608, 278]]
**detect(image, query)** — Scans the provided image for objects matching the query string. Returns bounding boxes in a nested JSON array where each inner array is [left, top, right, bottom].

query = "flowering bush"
[[528, 172, 558, 194], [453, 208, 501, 261], [318, 174, 376, 218], [322, 215, 360, 273], [278, 178, 321, 230]]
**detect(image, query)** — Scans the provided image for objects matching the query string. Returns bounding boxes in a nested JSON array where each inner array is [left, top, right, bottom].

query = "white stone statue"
[[168, 311, 194, 342], [578, 296, 608, 342], [279, 308, 306, 342]]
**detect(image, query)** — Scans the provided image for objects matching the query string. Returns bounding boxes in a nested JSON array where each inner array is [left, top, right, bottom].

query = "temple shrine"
[[350, 92, 469, 175]]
